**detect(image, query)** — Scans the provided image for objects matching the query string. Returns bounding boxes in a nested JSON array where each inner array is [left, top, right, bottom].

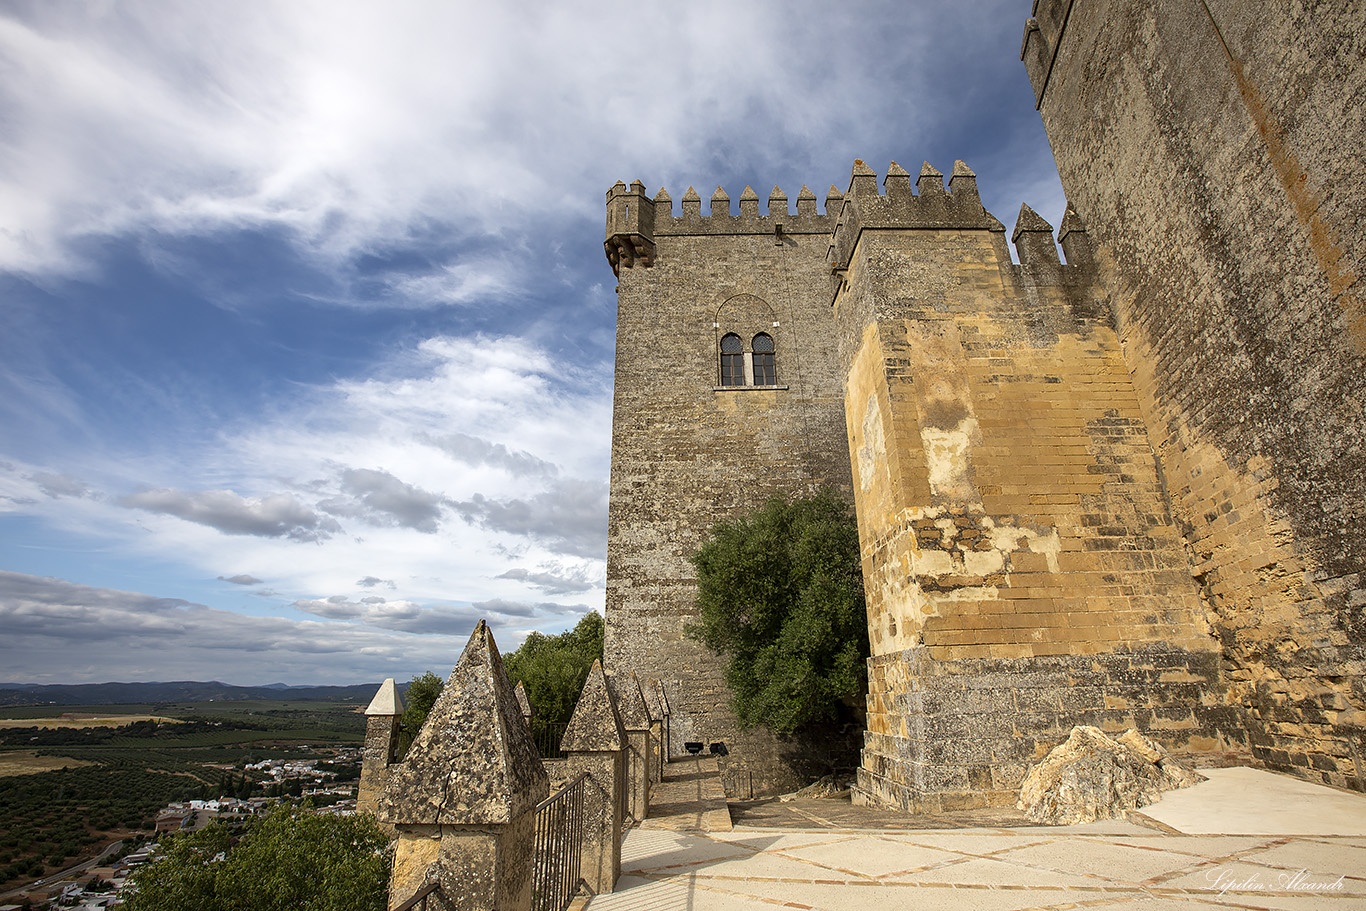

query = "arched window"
[[719, 333, 744, 386], [752, 333, 776, 385]]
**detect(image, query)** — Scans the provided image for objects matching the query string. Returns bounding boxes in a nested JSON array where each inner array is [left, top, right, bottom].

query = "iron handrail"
[[393, 880, 444, 911], [536, 771, 589, 812], [531, 771, 589, 911]]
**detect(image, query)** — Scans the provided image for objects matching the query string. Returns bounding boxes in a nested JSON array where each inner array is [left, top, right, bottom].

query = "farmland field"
[[0, 715, 179, 729], [0, 751, 95, 777], [0, 698, 366, 895]]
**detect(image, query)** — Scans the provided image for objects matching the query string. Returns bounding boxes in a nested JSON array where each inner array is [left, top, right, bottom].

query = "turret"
[[604, 179, 657, 276], [827, 159, 1006, 296], [357, 677, 404, 816]]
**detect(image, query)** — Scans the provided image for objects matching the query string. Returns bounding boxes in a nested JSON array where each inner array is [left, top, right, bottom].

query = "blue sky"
[[0, 0, 1065, 685]]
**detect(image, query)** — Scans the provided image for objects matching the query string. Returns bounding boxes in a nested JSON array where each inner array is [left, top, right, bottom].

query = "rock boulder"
[[1018, 726, 1204, 824]]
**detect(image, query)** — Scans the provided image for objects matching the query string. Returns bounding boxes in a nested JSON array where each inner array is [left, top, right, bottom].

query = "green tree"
[[686, 488, 869, 736], [504, 611, 604, 726], [395, 671, 444, 759], [398, 671, 444, 746], [124, 807, 389, 911], [399, 612, 604, 740], [121, 823, 230, 911]]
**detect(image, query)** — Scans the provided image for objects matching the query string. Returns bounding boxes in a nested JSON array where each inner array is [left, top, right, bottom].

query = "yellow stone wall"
[[838, 229, 1214, 664], [828, 187, 1232, 810], [1025, 0, 1366, 789]]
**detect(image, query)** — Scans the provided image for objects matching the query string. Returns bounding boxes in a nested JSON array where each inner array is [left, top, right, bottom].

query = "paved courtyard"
[[584, 760, 1366, 911]]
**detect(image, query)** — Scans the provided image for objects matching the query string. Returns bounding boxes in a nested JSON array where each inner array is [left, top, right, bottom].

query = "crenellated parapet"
[[604, 178, 840, 274], [654, 183, 838, 236], [1020, 0, 1072, 109], [827, 159, 1006, 293], [1010, 201, 1102, 294]]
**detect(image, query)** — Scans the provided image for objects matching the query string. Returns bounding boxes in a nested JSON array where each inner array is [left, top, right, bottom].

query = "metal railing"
[[532, 720, 570, 759], [531, 771, 587, 911], [393, 881, 447, 911]]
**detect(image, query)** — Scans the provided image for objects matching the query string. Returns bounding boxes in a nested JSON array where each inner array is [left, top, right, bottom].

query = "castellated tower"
[[604, 161, 1235, 809], [603, 179, 855, 795], [828, 160, 1229, 811]]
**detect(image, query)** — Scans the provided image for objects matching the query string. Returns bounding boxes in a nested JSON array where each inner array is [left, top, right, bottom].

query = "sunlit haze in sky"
[[0, 0, 1063, 685]]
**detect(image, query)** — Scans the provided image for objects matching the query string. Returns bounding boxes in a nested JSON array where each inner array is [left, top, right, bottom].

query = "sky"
[[0, 0, 1066, 686]]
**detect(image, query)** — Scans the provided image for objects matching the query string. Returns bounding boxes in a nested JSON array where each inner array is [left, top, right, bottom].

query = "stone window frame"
[[712, 295, 788, 392], [719, 333, 745, 387], [751, 332, 776, 385]]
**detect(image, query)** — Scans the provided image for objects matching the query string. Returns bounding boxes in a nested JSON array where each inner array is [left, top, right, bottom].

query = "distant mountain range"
[[0, 680, 382, 706]]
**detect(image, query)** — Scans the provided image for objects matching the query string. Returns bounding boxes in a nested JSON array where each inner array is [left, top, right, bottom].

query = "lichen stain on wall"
[[920, 418, 980, 501], [857, 392, 885, 493]]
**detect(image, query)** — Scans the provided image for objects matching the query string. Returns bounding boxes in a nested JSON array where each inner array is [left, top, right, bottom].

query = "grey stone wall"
[[1024, 0, 1366, 790], [603, 182, 854, 795], [859, 646, 1234, 812]]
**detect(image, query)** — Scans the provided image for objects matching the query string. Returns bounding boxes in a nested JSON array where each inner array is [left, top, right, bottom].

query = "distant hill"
[[0, 680, 381, 707]]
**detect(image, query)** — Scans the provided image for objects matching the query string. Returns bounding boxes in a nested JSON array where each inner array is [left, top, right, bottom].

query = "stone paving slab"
[[636, 756, 731, 832], [775, 836, 965, 878], [1141, 767, 1366, 835], [586, 760, 1366, 910], [996, 837, 1213, 882], [589, 828, 1366, 910]]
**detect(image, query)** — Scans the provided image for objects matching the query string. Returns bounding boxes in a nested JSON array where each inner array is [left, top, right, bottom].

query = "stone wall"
[[603, 181, 854, 794], [1024, 0, 1366, 789], [828, 161, 1229, 810]]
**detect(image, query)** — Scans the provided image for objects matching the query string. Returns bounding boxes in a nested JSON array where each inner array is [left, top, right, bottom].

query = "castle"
[[603, 0, 1366, 811]]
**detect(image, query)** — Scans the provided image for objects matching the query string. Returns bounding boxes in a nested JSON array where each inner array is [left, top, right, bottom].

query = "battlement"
[[604, 178, 840, 274], [827, 160, 1006, 275], [1020, 0, 1071, 109]]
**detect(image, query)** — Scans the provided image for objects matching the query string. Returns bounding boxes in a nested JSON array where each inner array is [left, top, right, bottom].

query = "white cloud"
[[0, 570, 490, 684], [29, 472, 91, 499], [451, 480, 609, 559], [356, 576, 394, 589], [0, 1, 957, 282], [420, 432, 558, 480], [319, 468, 447, 534], [0, 331, 611, 626], [0, 1, 1069, 687], [495, 564, 598, 595], [119, 488, 340, 541]]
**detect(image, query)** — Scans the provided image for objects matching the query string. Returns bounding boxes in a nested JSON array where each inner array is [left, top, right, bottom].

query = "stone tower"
[[1022, 0, 1366, 789], [602, 163, 1231, 808], [828, 160, 1226, 810], [602, 179, 854, 794], [358, 677, 403, 817]]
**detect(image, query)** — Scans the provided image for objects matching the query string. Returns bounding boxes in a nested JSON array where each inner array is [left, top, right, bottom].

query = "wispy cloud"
[[356, 576, 394, 589], [0, 1, 1067, 686], [119, 488, 340, 542], [292, 596, 479, 635], [495, 565, 597, 595], [452, 479, 608, 559], [29, 472, 91, 499], [422, 432, 558, 480], [0, 331, 611, 635], [319, 468, 446, 534], [0, 571, 478, 684], [0, 2, 977, 285]]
